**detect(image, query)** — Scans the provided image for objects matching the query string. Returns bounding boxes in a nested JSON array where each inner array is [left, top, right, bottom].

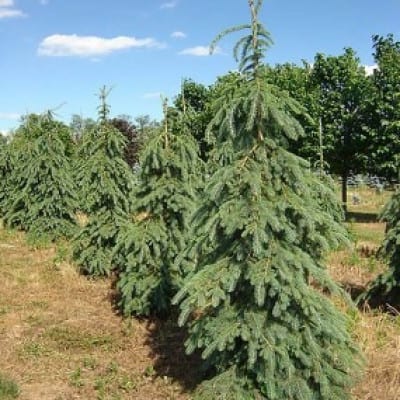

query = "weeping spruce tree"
[[173, 1, 363, 399], [359, 191, 400, 307], [0, 139, 12, 218], [72, 87, 135, 276], [114, 97, 203, 316], [2, 112, 77, 241]]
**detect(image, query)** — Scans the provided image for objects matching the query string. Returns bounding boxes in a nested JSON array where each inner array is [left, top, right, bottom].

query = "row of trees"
[[3, 33, 399, 206], [170, 33, 400, 210], [0, 1, 399, 398]]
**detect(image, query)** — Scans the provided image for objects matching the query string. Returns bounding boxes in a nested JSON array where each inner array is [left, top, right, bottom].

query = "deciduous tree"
[[311, 48, 372, 211], [110, 117, 139, 169], [367, 34, 400, 181]]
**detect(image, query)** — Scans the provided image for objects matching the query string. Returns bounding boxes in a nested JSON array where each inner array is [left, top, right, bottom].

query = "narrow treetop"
[[210, 0, 273, 76], [97, 86, 112, 123]]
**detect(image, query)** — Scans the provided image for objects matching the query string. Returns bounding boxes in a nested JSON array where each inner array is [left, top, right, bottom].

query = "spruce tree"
[[72, 87, 135, 276], [3, 112, 77, 241], [114, 97, 203, 316], [0, 139, 12, 218], [359, 190, 400, 307], [173, 1, 363, 398]]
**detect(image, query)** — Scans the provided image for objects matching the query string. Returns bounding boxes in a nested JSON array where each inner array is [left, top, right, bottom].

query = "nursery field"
[[0, 227, 196, 400], [1, 0, 399, 398], [0, 187, 399, 400]]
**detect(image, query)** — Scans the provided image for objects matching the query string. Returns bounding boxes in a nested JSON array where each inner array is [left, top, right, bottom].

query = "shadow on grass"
[[346, 211, 379, 223], [341, 281, 366, 302], [359, 289, 400, 312], [144, 315, 205, 392], [107, 279, 204, 392], [342, 280, 400, 314]]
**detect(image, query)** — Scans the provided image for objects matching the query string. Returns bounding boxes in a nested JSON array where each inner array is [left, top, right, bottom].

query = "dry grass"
[[329, 243, 400, 400], [0, 228, 194, 400], [351, 311, 400, 400], [1, 187, 399, 399], [328, 188, 400, 400]]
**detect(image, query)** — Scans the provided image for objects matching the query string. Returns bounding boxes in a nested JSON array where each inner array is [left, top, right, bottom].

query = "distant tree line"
[[169, 34, 400, 210], [1, 33, 399, 201]]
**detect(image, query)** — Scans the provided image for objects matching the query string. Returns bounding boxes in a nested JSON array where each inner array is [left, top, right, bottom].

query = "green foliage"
[[210, 0, 273, 75], [367, 34, 400, 180], [2, 112, 77, 241], [311, 48, 373, 209], [173, 79, 213, 161], [264, 62, 320, 165], [173, 1, 363, 398], [311, 173, 346, 225], [359, 189, 400, 306], [0, 140, 13, 218], [0, 373, 19, 399], [115, 99, 203, 316], [311, 48, 372, 173], [69, 114, 96, 143], [72, 88, 135, 276], [17, 112, 75, 157], [235, 34, 400, 187], [73, 211, 129, 276], [134, 114, 161, 155]]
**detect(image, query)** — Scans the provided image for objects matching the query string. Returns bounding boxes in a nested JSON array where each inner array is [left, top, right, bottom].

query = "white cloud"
[[179, 45, 222, 56], [38, 34, 164, 57], [160, 1, 177, 9], [0, 112, 20, 120], [0, 129, 12, 136], [143, 92, 162, 99], [0, 0, 27, 19], [364, 64, 378, 76], [0, 8, 26, 18], [171, 31, 186, 39], [0, 0, 13, 7]]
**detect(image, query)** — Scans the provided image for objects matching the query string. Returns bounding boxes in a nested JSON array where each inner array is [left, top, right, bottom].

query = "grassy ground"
[[0, 187, 399, 399], [0, 228, 196, 400], [336, 186, 400, 400], [0, 373, 19, 399]]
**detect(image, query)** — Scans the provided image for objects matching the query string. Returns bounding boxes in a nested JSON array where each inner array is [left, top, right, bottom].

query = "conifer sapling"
[[0, 139, 12, 218], [3, 112, 77, 242], [114, 96, 203, 316], [72, 87, 135, 276], [173, 1, 364, 398]]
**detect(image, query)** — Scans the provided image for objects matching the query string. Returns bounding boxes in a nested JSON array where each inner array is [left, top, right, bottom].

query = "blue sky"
[[0, 0, 399, 132]]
